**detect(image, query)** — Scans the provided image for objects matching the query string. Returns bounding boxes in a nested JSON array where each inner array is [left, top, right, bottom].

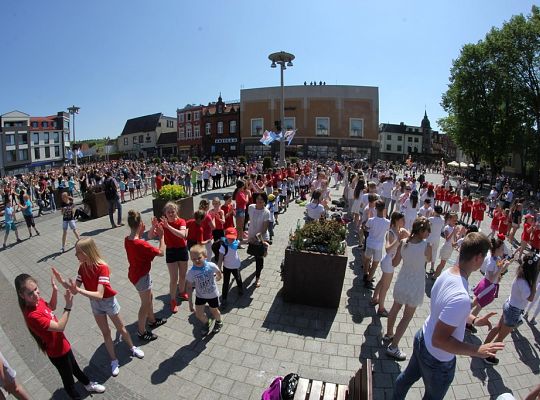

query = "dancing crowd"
[[1, 158, 540, 400]]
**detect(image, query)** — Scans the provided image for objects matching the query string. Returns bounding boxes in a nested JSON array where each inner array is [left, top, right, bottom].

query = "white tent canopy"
[[447, 161, 459, 167]]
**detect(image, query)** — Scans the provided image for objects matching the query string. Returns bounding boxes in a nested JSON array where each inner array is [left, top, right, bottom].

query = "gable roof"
[[1, 110, 30, 118], [121, 113, 162, 136], [156, 131, 177, 145]]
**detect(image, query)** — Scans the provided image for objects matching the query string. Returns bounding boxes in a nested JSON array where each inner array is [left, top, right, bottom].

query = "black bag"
[[247, 242, 265, 258], [281, 373, 300, 400]]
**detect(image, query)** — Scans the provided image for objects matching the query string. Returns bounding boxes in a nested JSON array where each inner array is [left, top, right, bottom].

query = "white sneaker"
[[85, 382, 106, 393], [111, 360, 119, 377], [386, 345, 407, 361], [131, 346, 145, 359]]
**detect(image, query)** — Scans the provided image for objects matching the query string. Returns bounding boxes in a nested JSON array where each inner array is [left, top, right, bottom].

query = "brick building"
[[177, 104, 206, 159], [201, 94, 240, 158], [240, 85, 379, 160]]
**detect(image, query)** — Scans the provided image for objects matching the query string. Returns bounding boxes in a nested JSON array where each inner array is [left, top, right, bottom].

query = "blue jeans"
[[108, 198, 122, 226], [393, 330, 456, 400]]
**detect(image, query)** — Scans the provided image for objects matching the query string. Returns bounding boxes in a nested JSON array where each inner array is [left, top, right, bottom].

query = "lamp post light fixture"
[[268, 51, 295, 167], [67, 105, 80, 167]]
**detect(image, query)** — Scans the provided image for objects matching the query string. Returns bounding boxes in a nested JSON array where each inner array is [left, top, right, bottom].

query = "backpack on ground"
[[261, 376, 283, 400]]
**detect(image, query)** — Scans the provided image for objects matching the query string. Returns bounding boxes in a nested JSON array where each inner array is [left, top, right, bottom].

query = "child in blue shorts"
[[3, 199, 21, 248]]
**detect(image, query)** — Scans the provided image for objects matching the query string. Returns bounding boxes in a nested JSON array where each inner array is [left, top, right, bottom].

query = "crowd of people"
[[1, 157, 540, 400]]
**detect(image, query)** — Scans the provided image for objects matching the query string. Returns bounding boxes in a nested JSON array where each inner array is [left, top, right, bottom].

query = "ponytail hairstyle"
[[390, 211, 405, 228], [518, 254, 540, 290], [198, 199, 210, 211], [232, 179, 245, 201], [353, 179, 365, 200], [127, 209, 142, 230], [14, 274, 46, 352], [405, 217, 431, 246], [489, 237, 504, 254]]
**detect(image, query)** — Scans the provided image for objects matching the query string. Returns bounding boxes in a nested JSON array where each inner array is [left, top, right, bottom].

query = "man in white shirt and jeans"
[[393, 232, 505, 400]]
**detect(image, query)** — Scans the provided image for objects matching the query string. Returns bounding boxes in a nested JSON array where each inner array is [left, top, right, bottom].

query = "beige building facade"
[[240, 85, 379, 160]]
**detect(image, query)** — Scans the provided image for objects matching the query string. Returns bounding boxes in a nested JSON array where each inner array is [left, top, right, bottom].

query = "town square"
[[1, 1, 539, 399]]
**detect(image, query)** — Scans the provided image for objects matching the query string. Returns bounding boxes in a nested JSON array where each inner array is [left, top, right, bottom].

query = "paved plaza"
[[1, 173, 539, 399]]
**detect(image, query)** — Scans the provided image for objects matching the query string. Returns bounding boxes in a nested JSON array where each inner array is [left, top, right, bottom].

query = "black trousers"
[[222, 267, 243, 299], [49, 349, 90, 399], [255, 256, 264, 279], [204, 179, 209, 191]]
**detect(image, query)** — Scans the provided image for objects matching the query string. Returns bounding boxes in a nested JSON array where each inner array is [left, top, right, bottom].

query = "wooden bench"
[[293, 359, 373, 400]]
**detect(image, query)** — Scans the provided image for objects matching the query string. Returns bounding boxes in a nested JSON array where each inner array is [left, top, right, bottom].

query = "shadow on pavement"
[[81, 228, 110, 237], [37, 251, 64, 263], [511, 328, 540, 373], [151, 314, 213, 384]]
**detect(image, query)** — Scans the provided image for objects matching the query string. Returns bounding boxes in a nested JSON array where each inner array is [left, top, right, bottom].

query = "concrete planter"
[[152, 197, 194, 220], [282, 248, 347, 308], [84, 190, 109, 219]]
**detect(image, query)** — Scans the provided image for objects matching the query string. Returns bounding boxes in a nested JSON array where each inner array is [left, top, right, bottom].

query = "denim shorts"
[[134, 274, 153, 292], [90, 296, 121, 316], [235, 209, 245, 218], [62, 220, 76, 231], [503, 300, 523, 328]]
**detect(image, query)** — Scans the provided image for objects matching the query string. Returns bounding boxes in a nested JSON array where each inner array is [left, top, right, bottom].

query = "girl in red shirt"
[[530, 221, 540, 252], [233, 180, 249, 242], [221, 193, 235, 229], [498, 209, 511, 236], [124, 210, 167, 341], [16, 273, 105, 399], [150, 202, 188, 314], [490, 205, 504, 237], [472, 197, 487, 227], [209, 197, 225, 261], [52, 238, 144, 377], [514, 214, 534, 259], [461, 195, 473, 225], [186, 211, 205, 249], [198, 199, 215, 261]]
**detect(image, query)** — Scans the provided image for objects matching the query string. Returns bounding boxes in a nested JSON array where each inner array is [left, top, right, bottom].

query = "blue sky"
[[1, 0, 536, 140]]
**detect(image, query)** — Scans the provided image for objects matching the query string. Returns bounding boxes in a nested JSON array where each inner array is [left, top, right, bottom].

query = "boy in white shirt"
[[418, 199, 434, 218], [216, 227, 243, 308], [427, 206, 445, 275], [363, 199, 389, 289]]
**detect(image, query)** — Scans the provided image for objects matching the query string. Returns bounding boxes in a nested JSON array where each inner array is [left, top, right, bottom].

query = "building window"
[[217, 122, 224, 134], [123, 138, 128, 145], [52, 121, 57, 128], [5, 134, 15, 146], [205, 123, 211, 135], [179, 127, 185, 138], [414, 137, 419, 143], [349, 118, 364, 137], [44, 132, 49, 144], [55, 146, 60, 157], [284, 117, 295, 131], [179, 113, 184, 123], [397, 145, 402, 152], [6, 150, 16, 162], [386, 144, 391, 151], [186, 124, 192, 138], [33, 133, 39, 145], [64, 133, 70, 142], [194, 126, 200, 138], [187, 113, 191, 121], [18, 149, 28, 161], [408, 137, 412, 142], [386, 134, 391, 141], [397, 136, 402, 141], [133, 136, 137, 144], [19, 133, 28, 145], [34, 147, 40, 160], [145, 134, 151, 143], [316, 117, 330, 136], [53, 132, 60, 143], [194, 111, 200, 121], [139, 135, 144, 143], [45, 147, 50, 158], [42, 121, 48, 128], [250, 118, 264, 136], [230, 120, 237, 134], [31, 121, 38, 128]]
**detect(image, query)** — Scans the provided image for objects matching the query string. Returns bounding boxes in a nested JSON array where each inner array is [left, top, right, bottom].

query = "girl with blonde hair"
[[52, 237, 144, 377]]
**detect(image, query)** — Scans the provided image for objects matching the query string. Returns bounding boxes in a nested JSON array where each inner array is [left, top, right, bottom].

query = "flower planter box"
[[84, 190, 109, 219], [152, 197, 194, 220], [282, 248, 347, 308]]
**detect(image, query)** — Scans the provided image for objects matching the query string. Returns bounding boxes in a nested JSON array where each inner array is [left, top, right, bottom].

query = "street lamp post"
[[67, 105, 80, 167], [269, 51, 295, 167]]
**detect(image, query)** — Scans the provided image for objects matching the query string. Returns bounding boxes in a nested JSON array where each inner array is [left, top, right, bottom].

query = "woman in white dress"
[[384, 217, 432, 361], [401, 189, 419, 232], [350, 179, 365, 230]]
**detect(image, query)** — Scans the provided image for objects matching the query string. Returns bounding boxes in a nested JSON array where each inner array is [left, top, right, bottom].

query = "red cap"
[[428, 184, 434, 189], [497, 233, 506, 241], [525, 214, 535, 219], [224, 227, 237, 239]]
